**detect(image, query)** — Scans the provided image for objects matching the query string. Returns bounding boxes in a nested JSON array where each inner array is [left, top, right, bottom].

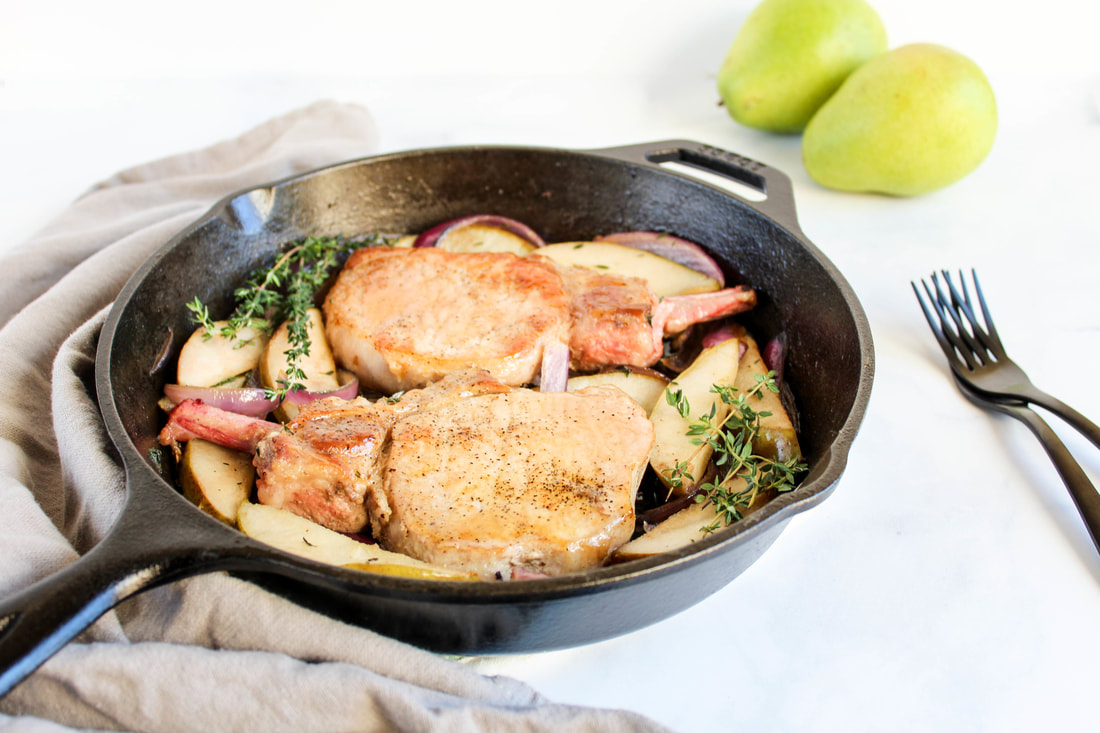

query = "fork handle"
[[1013, 385, 1100, 451], [1002, 402, 1100, 555]]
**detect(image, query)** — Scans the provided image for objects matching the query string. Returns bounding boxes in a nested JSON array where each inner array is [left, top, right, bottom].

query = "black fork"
[[914, 269, 1100, 556], [914, 269, 1100, 448]]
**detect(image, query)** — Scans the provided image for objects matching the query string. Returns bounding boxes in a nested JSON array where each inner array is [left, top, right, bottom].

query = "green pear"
[[716, 0, 887, 134], [802, 43, 998, 196]]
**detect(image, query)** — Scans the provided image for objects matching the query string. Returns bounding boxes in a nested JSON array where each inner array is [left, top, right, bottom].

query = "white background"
[[4, 1, 1100, 731]]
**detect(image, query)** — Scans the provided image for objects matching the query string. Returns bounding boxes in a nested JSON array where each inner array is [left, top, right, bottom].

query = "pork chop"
[[376, 382, 653, 578], [159, 370, 654, 578], [323, 247, 756, 393], [159, 370, 509, 534], [323, 247, 571, 394]]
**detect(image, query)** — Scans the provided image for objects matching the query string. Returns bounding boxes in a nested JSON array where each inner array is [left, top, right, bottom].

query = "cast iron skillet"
[[0, 140, 874, 697]]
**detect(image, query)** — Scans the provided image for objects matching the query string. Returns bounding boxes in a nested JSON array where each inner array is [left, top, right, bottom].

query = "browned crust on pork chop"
[[376, 383, 654, 579], [323, 248, 571, 393]]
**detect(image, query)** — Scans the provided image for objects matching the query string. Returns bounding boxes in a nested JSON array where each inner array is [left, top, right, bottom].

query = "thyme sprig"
[[662, 371, 806, 533], [186, 234, 384, 399]]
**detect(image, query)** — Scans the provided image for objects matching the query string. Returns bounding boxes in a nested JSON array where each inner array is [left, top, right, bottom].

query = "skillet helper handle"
[[0, 494, 247, 698], [590, 139, 802, 234]]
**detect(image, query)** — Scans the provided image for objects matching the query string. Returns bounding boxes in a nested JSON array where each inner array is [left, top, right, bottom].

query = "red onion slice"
[[163, 384, 279, 418], [594, 231, 725, 286], [637, 488, 703, 531], [762, 333, 787, 386], [412, 215, 547, 249], [701, 324, 741, 350], [510, 567, 552, 581], [538, 341, 571, 393], [283, 375, 360, 406], [411, 219, 452, 249]]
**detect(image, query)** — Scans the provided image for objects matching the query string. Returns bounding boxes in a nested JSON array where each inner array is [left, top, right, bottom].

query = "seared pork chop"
[[159, 370, 654, 578], [323, 247, 756, 393], [377, 383, 652, 578], [159, 370, 509, 534], [324, 247, 571, 394]]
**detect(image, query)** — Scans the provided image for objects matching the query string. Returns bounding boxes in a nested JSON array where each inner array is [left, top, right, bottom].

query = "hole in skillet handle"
[[645, 147, 768, 203]]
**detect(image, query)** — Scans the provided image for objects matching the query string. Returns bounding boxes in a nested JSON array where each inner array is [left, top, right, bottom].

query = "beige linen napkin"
[[0, 101, 670, 733]]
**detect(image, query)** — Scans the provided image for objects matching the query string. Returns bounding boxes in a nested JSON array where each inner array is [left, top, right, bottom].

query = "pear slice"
[[614, 499, 722, 561], [342, 563, 478, 581], [176, 321, 268, 388], [237, 502, 476, 580], [613, 475, 771, 561], [533, 241, 721, 297], [648, 337, 742, 495], [436, 224, 538, 255], [736, 334, 801, 463], [566, 369, 670, 413], [259, 307, 342, 421], [179, 439, 254, 525]]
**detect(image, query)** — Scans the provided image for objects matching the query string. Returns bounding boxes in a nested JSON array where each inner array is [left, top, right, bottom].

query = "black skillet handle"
[[590, 139, 803, 235], [0, 477, 256, 698]]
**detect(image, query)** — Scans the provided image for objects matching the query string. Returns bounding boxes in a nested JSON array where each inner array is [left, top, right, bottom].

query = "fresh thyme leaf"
[[210, 372, 248, 388], [661, 371, 807, 533], [660, 459, 693, 491], [666, 386, 692, 420], [185, 297, 217, 339], [186, 233, 387, 400]]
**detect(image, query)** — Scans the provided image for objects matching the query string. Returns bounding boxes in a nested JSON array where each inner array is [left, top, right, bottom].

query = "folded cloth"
[[0, 101, 671, 733]]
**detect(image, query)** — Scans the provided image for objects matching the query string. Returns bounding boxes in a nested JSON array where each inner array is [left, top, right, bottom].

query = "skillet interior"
[[101, 142, 873, 653]]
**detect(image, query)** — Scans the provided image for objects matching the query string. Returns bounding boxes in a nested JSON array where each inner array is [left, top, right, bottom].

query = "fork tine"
[[945, 269, 1006, 361], [951, 269, 972, 312], [968, 269, 1007, 359], [912, 280, 951, 353], [912, 277, 979, 371], [928, 272, 983, 370], [937, 270, 997, 367]]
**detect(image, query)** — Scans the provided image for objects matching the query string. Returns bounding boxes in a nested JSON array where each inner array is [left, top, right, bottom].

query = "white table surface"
[[4, 1, 1100, 731]]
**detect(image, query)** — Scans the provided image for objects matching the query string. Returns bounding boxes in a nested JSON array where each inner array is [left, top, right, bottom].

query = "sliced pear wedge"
[[435, 224, 538, 255], [614, 499, 723, 561], [533, 241, 721, 297], [613, 475, 771, 561], [342, 562, 477, 581], [737, 334, 802, 463], [259, 307, 342, 421], [179, 439, 254, 525], [177, 321, 267, 388], [566, 369, 669, 413], [237, 502, 476, 580], [648, 337, 742, 495]]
